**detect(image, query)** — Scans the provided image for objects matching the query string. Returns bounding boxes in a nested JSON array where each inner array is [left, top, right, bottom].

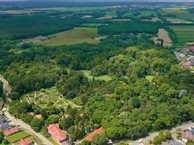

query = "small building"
[[85, 127, 104, 142], [19, 138, 33, 145], [35, 114, 43, 119], [47, 124, 67, 145], [28, 112, 34, 116], [181, 61, 192, 68], [3, 127, 20, 136]]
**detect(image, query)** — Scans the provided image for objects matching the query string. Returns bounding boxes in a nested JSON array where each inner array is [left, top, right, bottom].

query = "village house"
[[47, 124, 68, 145], [19, 138, 33, 145], [35, 114, 43, 119], [3, 127, 20, 136], [85, 127, 104, 142]]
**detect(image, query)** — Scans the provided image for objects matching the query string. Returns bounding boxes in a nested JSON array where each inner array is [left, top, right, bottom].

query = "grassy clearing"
[[170, 26, 194, 43], [80, 70, 112, 82], [6, 131, 30, 143], [22, 87, 81, 109], [145, 75, 155, 82], [34, 27, 100, 46]]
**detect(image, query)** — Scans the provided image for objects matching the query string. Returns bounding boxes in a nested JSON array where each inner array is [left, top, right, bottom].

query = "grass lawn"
[[48, 137, 59, 145], [22, 87, 81, 109], [6, 131, 30, 143], [80, 70, 112, 82], [170, 26, 194, 43], [34, 27, 100, 46]]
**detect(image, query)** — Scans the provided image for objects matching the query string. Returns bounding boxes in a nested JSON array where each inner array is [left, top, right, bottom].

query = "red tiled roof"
[[3, 127, 19, 136], [47, 124, 67, 142], [191, 46, 194, 51], [35, 114, 43, 119], [85, 127, 104, 141], [19, 138, 33, 145]]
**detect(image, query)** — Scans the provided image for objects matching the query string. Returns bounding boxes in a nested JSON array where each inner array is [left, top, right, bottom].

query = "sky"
[[1, 0, 194, 2]]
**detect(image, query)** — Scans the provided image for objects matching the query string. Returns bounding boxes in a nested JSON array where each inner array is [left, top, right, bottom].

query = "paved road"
[[130, 122, 194, 145], [0, 74, 11, 96], [4, 111, 53, 145]]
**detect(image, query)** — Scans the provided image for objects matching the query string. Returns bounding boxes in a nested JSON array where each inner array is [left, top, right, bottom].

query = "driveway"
[[4, 111, 53, 145]]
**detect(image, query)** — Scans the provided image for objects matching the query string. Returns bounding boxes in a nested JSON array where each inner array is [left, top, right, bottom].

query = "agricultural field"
[[153, 29, 173, 47], [6, 131, 31, 143], [170, 26, 194, 43], [21, 87, 81, 109], [166, 17, 193, 24], [33, 27, 100, 46], [163, 7, 194, 21]]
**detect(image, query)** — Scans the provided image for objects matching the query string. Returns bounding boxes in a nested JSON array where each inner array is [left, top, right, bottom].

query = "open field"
[[80, 70, 112, 82], [166, 17, 193, 24], [162, 7, 187, 13], [170, 26, 194, 43], [157, 29, 172, 47], [22, 87, 81, 109], [163, 8, 194, 21], [6, 131, 31, 143], [33, 27, 100, 46]]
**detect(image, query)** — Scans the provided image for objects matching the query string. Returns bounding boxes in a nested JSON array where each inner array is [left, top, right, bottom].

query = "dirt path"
[[0, 74, 11, 96]]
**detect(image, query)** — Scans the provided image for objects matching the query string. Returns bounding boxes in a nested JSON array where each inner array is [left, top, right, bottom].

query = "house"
[[28, 112, 34, 116], [85, 127, 104, 142], [3, 127, 20, 136], [0, 122, 11, 131], [19, 138, 33, 145], [181, 61, 192, 68], [47, 124, 67, 145], [35, 114, 43, 119]]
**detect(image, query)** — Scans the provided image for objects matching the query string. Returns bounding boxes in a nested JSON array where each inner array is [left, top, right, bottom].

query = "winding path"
[[4, 110, 53, 145], [0, 74, 11, 96]]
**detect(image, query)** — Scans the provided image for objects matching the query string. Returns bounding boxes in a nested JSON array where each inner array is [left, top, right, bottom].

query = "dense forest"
[[0, 34, 193, 144], [0, 2, 194, 145]]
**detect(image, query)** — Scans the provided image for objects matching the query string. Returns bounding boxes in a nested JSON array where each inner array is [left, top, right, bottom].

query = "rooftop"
[[19, 138, 33, 145], [47, 124, 67, 142], [3, 127, 20, 136], [85, 127, 104, 141]]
